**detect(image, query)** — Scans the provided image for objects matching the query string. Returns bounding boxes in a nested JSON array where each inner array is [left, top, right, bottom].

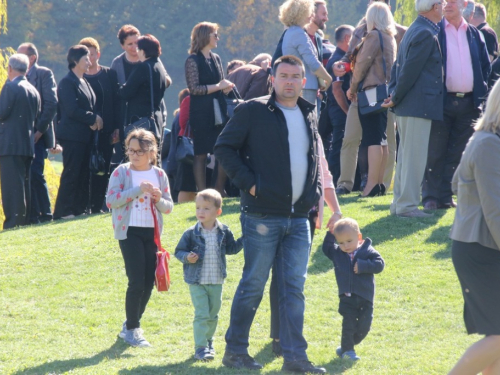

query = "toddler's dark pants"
[[338, 294, 373, 352]]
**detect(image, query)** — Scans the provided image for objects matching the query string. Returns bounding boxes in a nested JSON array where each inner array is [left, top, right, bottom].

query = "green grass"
[[0, 194, 477, 374]]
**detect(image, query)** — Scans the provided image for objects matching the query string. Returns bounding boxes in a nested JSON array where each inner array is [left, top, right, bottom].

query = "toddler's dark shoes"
[[194, 347, 214, 361], [281, 360, 326, 374]]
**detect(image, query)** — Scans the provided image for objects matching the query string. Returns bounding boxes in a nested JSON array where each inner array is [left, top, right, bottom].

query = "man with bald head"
[[422, 0, 490, 211], [0, 54, 40, 229], [227, 53, 272, 100]]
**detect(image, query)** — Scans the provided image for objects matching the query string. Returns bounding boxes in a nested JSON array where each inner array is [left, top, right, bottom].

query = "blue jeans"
[[225, 213, 311, 362]]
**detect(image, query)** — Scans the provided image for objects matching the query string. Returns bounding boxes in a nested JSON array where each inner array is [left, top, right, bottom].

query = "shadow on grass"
[[323, 358, 356, 374], [13, 338, 130, 375], [428, 223, 453, 260]]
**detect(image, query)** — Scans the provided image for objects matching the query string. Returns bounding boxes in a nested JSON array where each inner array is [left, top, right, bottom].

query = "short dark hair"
[[67, 45, 89, 70], [117, 24, 140, 45], [137, 34, 161, 58], [272, 55, 305, 78], [18, 42, 38, 62], [335, 25, 354, 44], [474, 3, 487, 19]]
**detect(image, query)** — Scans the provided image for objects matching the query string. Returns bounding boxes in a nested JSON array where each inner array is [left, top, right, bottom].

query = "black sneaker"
[[222, 352, 263, 370], [282, 360, 326, 374], [335, 186, 351, 195], [272, 339, 283, 357]]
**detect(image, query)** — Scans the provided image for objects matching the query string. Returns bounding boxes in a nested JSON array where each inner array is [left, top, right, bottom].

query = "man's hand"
[[95, 115, 104, 131], [34, 131, 43, 144], [327, 212, 342, 233], [333, 63, 347, 77], [381, 96, 395, 108]]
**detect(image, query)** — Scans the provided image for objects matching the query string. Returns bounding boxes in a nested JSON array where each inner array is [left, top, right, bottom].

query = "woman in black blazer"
[[53, 45, 103, 220], [118, 34, 171, 144]]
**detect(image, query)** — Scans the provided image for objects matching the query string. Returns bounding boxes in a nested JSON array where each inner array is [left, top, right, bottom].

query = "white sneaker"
[[123, 328, 151, 348]]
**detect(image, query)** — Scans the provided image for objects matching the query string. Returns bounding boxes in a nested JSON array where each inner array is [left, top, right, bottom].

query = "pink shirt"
[[444, 18, 474, 93]]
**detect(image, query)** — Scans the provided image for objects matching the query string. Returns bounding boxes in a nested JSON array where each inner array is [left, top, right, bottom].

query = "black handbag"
[[175, 121, 194, 164], [357, 30, 389, 116], [89, 131, 106, 176], [225, 87, 244, 119], [124, 63, 157, 136]]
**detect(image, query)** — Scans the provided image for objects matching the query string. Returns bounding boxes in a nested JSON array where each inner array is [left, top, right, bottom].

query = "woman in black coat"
[[185, 22, 234, 194], [53, 45, 103, 220], [118, 34, 171, 145]]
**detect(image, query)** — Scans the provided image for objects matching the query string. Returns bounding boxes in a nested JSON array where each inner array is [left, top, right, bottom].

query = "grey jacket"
[[450, 131, 500, 251], [282, 25, 322, 90], [388, 16, 444, 121], [175, 221, 243, 284]]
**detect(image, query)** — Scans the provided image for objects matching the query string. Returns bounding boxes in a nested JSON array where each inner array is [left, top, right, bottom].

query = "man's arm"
[[36, 69, 58, 134], [391, 30, 437, 106], [332, 80, 349, 114], [214, 102, 256, 193], [0, 82, 14, 121]]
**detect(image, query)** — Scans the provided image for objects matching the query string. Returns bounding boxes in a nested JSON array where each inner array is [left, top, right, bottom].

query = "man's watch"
[[333, 211, 343, 217]]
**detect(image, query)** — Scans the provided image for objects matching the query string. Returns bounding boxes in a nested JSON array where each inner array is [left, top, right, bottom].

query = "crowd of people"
[[1, 0, 500, 373]]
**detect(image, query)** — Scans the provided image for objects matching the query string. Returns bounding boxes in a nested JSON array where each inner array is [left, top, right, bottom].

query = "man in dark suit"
[[422, 0, 491, 211], [0, 54, 41, 229], [382, 0, 444, 218], [18, 43, 58, 224], [470, 3, 498, 62]]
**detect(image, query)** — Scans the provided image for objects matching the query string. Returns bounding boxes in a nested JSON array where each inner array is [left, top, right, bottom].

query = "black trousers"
[[338, 294, 373, 352], [327, 106, 347, 185], [0, 155, 32, 229], [53, 139, 91, 219], [119, 226, 157, 330], [422, 95, 480, 205], [30, 139, 52, 223], [90, 132, 113, 213]]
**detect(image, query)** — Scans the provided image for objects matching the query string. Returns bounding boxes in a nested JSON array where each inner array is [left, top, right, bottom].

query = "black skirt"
[[174, 162, 197, 193], [359, 108, 387, 147], [451, 240, 500, 335]]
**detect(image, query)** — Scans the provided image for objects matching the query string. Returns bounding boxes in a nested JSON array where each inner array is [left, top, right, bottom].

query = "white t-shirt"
[[276, 102, 309, 204], [129, 168, 160, 228]]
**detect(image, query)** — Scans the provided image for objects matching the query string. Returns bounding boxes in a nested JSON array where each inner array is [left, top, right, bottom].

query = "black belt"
[[447, 92, 472, 98]]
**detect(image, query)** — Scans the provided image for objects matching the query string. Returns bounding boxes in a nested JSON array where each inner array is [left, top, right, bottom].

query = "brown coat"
[[350, 30, 397, 92], [227, 63, 271, 100]]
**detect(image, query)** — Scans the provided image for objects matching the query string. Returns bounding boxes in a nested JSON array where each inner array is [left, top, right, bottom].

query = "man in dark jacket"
[[0, 54, 40, 229], [18, 43, 58, 224], [214, 55, 325, 374], [422, 0, 491, 211], [383, 0, 444, 218], [470, 3, 498, 62]]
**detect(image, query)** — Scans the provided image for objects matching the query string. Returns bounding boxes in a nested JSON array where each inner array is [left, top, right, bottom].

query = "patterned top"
[[185, 57, 209, 96], [106, 163, 173, 240], [129, 168, 160, 228], [418, 14, 440, 34], [199, 222, 224, 285]]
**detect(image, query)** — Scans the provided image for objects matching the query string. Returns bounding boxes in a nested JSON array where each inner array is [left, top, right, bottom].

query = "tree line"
[[0, 0, 499, 118]]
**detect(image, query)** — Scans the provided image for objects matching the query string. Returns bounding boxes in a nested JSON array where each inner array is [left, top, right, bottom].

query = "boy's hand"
[[354, 262, 358, 274], [187, 252, 199, 263]]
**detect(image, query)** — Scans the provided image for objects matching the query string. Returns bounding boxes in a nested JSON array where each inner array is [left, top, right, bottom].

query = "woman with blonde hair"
[[448, 79, 500, 375], [280, 0, 332, 111], [347, 2, 396, 197], [185, 22, 234, 196]]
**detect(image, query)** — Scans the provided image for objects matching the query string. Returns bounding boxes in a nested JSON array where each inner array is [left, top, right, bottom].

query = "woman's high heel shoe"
[[379, 183, 386, 196], [359, 184, 381, 197]]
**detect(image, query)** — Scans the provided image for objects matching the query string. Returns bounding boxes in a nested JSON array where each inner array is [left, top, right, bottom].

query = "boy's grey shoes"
[[341, 350, 360, 361], [222, 352, 263, 370], [123, 328, 151, 348], [397, 209, 433, 218], [281, 360, 326, 374], [119, 321, 127, 339], [194, 347, 214, 361]]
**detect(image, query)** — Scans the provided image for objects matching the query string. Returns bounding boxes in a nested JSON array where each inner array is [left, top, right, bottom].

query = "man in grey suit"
[[18, 43, 58, 224], [0, 54, 41, 229], [382, 0, 444, 218]]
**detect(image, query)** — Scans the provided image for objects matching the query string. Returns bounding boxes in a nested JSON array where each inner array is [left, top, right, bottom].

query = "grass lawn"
[[0, 194, 476, 374]]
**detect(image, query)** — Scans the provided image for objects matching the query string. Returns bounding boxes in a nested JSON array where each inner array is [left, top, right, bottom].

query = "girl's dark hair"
[[67, 45, 89, 70], [137, 34, 161, 58], [124, 128, 158, 165]]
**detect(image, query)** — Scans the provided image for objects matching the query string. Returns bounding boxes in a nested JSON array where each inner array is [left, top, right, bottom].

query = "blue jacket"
[[438, 19, 491, 108], [175, 221, 243, 285], [322, 232, 384, 303]]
